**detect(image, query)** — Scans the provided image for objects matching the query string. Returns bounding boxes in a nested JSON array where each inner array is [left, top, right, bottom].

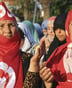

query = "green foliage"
[[50, 0, 72, 16], [65, 5, 72, 13], [27, 2, 35, 11], [35, 17, 43, 25], [23, 0, 34, 11]]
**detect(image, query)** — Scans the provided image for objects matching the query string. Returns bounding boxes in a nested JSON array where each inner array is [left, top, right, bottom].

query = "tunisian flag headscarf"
[[46, 9, 72, 88], [0, 2, 23, 88]]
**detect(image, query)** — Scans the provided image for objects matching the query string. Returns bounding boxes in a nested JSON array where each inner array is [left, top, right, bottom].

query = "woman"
[[46, 9, 72, 88], [23, 13, 67, 88], [44, 13, 67, 61], [18, 22, 37, 81], [23, 16, 56, 88], [41, 20, 48, 36], [33, 23, 44, 40], [0, 2, 23, 88], [22, 20, 40, 43], [18, 22, 35, 53], [40, 16, 56, 67]]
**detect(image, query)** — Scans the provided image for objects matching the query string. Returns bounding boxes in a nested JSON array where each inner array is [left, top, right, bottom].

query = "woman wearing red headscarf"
[[0, 2, 23, 88], [46, 9, 72, 88]]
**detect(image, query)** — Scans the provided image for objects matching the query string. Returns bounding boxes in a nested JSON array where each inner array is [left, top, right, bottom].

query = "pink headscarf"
[[47, 16, 56, 25]]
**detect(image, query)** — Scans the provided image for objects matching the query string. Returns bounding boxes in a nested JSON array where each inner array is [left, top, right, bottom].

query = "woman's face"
[[69, 21, 72, 41], [47, 23, 55, 39], [0, 20, 18, 39], [42, 29, 48, 36], [55, 28, 66, 41]]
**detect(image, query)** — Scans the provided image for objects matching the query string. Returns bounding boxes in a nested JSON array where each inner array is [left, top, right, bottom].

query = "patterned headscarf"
[[47, 16, 56, 25]]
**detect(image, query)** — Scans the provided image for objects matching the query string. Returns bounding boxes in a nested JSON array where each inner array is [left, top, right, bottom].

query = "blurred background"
[[1, 0, 72, 24]]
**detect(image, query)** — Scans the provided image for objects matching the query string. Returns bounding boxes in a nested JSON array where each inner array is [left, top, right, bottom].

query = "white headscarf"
[[18, 22, 35, 52]]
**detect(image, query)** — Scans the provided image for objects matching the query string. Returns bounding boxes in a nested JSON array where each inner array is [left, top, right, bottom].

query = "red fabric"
[[0, 2, 16, 21], [0, 32, 23, 88], [48, 16, 56, 21], [46, 9, 72, 88]]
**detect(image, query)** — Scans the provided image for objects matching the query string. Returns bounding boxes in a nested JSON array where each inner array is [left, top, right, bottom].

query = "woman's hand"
[[40, 62, 54, 82], [39, 62, 54, 88], [28, 38, 46, 72]]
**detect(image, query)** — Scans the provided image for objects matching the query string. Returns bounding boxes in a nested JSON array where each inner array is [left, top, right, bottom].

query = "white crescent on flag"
[[0, 62, 16, 88], [0, 5, 6, 18]]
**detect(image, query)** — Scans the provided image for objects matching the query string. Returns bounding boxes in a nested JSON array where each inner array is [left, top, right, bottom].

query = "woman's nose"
[[5, 26, 10, 33], [58, 29, 61, 33], [50, 28, 54, 33]]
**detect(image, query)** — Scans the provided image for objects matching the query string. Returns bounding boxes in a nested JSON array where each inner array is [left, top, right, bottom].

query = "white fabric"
[[21, 35, 31, 52], [18, 22, 35, 52], [0, 62, 16, 88]]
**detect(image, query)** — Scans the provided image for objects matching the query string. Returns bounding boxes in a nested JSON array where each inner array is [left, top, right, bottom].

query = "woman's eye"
[[0, 24, 4, 28], [12, 24, 15, 26], [9, 24, 15, 27]]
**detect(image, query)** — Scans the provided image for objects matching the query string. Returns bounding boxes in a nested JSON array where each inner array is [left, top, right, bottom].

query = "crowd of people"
[[0, 1, 72, 88]]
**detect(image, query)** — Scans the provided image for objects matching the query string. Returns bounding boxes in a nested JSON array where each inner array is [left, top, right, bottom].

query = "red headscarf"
[[0, 2, 16, 21], [0, 2, 23, 88], [46, 9, 72, 88]]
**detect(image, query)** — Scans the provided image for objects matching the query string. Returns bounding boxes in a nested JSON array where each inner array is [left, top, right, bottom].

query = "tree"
[[50, 0, 72, 16]]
